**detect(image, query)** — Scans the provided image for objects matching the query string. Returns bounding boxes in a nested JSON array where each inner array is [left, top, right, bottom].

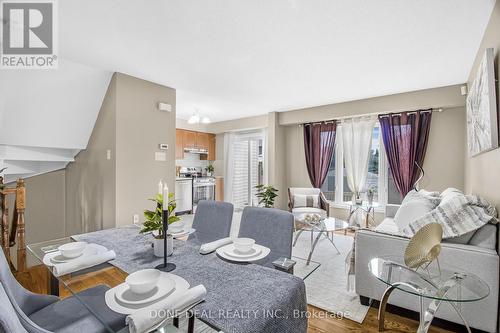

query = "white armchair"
[[287, 187, 330, 220]]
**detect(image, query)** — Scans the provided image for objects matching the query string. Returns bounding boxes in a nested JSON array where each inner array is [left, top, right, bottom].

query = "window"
[[321, 124, 401, 206], [231, 132, 265, 209], [321, 153, 335, 201]]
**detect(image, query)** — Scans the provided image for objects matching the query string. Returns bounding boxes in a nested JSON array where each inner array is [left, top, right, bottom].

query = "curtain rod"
[[299, 108, 443, 127]]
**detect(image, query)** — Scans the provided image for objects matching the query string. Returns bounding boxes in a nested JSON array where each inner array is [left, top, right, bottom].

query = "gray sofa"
[[355, 204, 499, 333]]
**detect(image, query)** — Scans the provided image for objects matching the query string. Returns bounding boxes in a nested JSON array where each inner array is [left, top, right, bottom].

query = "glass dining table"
[[27, 229, 313, 333], [27, 236, 197, 333]]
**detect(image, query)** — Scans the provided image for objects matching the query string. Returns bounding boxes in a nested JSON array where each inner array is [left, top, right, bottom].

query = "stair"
[[0, 145, 77, 183]]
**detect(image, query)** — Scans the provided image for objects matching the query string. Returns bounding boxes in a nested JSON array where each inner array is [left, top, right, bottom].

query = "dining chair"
[[190, 200, 234, 244], [0, 249, 126, 333], [238, 206, 294, 268], [0, 282, 31, 333]]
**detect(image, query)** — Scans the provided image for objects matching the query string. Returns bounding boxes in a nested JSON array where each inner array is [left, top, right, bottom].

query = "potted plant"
[[254, 184, 278, 208], [205, 164, 214, 177], [140, 193, 180, 257]]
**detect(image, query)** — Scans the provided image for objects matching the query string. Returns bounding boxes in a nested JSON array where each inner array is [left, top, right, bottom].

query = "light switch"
[[133, 214, 139, 224], [155, 152, 167, 161], [106, 150, 111, 160]]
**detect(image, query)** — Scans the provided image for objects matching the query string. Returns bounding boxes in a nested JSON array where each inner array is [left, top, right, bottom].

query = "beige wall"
[[267, 112, 287, 209], [66, 72, 177, 230], [279, 84, 465, 125], [66, 75, 117, 234], [176, 118, 210, 132], [10, 170, 67, 266], [115, 73, 176, 226], [465, 1, 500, 212], [423, 107, 466, 191], [206, 114, 268, 134]]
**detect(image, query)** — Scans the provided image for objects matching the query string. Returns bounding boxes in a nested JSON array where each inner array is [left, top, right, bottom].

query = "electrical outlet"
[[133, 214, 139, 224]]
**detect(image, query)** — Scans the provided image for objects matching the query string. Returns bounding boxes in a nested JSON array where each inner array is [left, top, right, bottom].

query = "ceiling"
[[57, 0, 495, 122]]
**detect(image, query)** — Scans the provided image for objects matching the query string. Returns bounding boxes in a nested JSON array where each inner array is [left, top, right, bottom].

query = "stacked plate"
[[216, 238, 270, 263], [105, 269, 190, 314], [43, 242, 106, 266]]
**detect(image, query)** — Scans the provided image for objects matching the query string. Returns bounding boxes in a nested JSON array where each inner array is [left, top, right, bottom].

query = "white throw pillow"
[[393, 191, 439, 231], [293, 194, 320, 208], [439, 188, 464, 206]]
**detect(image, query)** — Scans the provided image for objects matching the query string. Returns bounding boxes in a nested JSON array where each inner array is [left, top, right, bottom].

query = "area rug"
[[291, 231, 369, 323]]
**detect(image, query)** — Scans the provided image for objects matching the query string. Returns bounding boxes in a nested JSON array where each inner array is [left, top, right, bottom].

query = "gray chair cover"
[[238, 206, 294, 267], [0, 250, 125, 333], [0, 282, 30, 333], [190, 200, 234, 244]]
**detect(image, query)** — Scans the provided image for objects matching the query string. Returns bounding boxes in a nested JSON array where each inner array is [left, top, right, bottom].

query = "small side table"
[[346, 201, 379, 229], [368, 257, 490, 333], [293, 216, 349, 265]]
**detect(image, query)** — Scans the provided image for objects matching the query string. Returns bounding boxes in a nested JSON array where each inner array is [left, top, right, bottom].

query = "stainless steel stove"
[[178, 167, 216, 208]]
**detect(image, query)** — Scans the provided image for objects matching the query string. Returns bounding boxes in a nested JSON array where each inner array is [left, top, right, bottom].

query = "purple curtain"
[[303, 121, 337, 188], [378, 110, 432, 197]]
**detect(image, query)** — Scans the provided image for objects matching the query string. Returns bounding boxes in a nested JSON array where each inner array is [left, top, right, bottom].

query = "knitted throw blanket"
[[345, 194, 497, 291]]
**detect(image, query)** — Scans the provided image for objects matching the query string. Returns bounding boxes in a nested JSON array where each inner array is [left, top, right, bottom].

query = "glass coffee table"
[[293, 216, 349, 265], [368, 257, 490, 333]]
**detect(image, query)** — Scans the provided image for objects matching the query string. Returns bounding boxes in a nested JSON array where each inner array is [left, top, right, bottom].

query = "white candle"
[[158, 180, 163, 195], [163, 184, 169, 211]]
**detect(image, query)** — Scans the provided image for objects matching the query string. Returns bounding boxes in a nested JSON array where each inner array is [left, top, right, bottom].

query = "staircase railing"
[[0, 177, 26, 272]]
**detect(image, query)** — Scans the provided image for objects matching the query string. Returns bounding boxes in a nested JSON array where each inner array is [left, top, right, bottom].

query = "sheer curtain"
[[223, 132, 235, 204], [341, 116, 376, 200]]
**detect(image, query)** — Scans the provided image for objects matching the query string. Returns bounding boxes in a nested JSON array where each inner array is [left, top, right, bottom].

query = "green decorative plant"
[[140, 193, 180, 238], [255, 184, 278, 208], [205, 164, 214, 174]]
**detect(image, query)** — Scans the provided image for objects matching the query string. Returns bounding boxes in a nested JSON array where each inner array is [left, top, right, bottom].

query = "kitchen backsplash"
[[176, 152, 209, 168]]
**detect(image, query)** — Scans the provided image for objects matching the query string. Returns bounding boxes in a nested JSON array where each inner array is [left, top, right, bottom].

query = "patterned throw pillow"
[[293, 194, 320, 208]]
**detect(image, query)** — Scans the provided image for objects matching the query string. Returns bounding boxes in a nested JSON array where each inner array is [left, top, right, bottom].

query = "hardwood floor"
[[14, 265, 455, 333]]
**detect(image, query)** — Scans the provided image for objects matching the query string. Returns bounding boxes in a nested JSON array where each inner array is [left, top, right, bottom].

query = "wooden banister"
[[0, 176, 27, 272]]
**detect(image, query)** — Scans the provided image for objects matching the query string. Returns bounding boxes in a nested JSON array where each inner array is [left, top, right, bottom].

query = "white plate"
[[216, 244, 270, 263], [105, 272, 190, 314], [172, 228, 196, 238], [43, 244, 108, 267], [223, 244, 262, 259], [115, 274, 175, 306]]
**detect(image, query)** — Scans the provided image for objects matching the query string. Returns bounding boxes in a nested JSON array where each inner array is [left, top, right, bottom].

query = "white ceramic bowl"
[[125, 269, 161, 294], [233, 238, 256, 253], [169, 221, 185, 233], [58, 241, 87, 258]]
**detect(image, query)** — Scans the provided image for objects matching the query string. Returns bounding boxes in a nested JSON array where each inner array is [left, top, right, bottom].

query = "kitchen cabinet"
[[208, 135, 216, 160], [175, 130, 184, 159], [196, 132, 210, 150], [183, 130, 196, 148], [176, 129, 216, 161]]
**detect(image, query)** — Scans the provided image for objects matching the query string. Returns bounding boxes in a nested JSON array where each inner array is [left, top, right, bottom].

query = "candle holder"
[[155, 208, 176, 272]]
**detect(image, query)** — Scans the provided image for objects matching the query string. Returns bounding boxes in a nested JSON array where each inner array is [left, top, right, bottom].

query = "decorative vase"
[[153, 235, 173, 257], [367, 192, 374, 205]]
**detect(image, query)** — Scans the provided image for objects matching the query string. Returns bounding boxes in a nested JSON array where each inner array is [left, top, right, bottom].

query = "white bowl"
[[169, 221, 185, 233], [58, 242, 87, 258], [233, 238, 255, 253], [125, 269, 161, 294]]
